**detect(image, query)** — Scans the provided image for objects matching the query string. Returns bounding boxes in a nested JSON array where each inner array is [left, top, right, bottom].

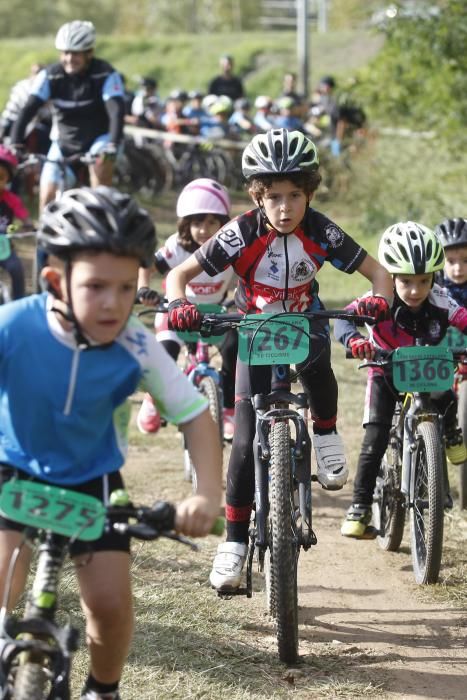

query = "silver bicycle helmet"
[[435, 218, 467, 250], [38, 186, 156, 267], [378, 221, 445, 274], [242, 128, 319, 179], [55, 21, 96, 52]]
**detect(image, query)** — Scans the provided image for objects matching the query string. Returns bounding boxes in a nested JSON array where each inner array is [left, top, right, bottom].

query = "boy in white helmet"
[[335, 222, 467, 539]]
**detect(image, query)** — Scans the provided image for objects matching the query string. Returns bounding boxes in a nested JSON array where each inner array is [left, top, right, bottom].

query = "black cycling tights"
[[226, 327, 337, 543]]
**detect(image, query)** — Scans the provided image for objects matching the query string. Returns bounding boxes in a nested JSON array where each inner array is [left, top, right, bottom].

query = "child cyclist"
[[434, 218, 467, 307], [0, 144, 34, 299], [136, 178, 238, 440], [0, 187, 222, 700], [166, 128, 392, 591], [335, 221, 467, 539]]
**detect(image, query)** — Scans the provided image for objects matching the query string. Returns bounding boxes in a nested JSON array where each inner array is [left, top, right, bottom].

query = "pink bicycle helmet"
[[0, 145, 18, 178], [176, 178, 231, 219]]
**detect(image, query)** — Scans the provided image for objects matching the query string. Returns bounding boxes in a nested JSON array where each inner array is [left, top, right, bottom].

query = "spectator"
[[228, 98, 255, 137], [280, 71, 306, 114], [208, 55, 244, 102], [128, 76, 163, 129], [273, 96, 305, 132], [253, 95, 274, 133]]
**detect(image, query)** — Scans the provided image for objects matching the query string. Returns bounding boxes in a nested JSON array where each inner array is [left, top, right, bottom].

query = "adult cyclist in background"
[[10, 20, 125, 213]]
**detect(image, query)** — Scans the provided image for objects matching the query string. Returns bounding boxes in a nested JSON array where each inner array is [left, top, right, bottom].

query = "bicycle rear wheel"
[[457, 380, 467, 510], [372, 423, 405, 551], [410, 421, 444, 584], [268, 420, 299, 664]]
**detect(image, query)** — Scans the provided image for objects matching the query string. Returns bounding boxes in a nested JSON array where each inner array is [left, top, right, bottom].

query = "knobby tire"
[[184, 375, 222, 490], [410, 421, 444, 584], [268, 420, 299, 664], [373, 417, 405, 551], [13, 660, 49, 700]]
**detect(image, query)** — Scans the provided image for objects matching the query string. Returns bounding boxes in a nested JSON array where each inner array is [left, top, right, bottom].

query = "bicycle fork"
[[0, 534, 79, 698]]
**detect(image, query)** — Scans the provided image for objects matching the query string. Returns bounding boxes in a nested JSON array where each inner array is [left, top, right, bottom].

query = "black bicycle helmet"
[[242, 128, 319, 180], [38, 186, 156, 267], [435, 218, 467, 250]]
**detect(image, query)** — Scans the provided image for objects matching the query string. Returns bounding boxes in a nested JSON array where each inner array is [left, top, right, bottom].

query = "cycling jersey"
[[0, 190, 29, 231], [156, 232, 235, 304], [11, 59, 124, 156], [0, 294, 207, 485], [195, 207, 366, 313], [435, 270, 467, 308], [335, 284, 467, 351]]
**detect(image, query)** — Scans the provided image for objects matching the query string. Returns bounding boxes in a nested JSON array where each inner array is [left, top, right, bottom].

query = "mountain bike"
[[360, 342, 466, 584], [201, 308, 372, 664], [17, 152, 100, 293], [444, 326, 467, 509], [0, 479, 223, 700], [138, 303, 227, 488]]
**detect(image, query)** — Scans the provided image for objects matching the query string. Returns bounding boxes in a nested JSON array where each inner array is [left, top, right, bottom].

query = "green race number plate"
[[238, 314, 309, 365], [442, 326, 465, 352], [0, 480, 106, 541], [177, 303, 225, 344], [392, 345, 454, 392], [0, 237, 11, 262]]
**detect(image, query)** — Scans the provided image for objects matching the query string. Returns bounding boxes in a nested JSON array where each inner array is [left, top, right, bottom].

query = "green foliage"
[[355, 0, 467, 145]]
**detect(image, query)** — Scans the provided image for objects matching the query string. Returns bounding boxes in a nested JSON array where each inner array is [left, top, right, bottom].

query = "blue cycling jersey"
[[0, 294, 207, 485]]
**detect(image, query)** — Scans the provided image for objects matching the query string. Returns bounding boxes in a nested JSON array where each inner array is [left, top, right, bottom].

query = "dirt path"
[[295, 487, 466, 700]]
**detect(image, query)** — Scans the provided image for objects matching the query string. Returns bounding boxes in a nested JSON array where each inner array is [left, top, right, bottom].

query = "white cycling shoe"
[[313, 432, 348, 490], [209, 542, 247, 591]]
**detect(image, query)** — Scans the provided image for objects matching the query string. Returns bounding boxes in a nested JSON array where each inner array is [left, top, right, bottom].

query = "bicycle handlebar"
[[106, 493, 224, 550]]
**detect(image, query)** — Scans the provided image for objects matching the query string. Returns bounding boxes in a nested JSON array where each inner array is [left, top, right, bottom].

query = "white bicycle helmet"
[[254, 95, 272, 110], [378, 221, 445, 274], [176, 178, 231, 219], [242, 128, 319, 179], [55, 21, 96, 52]]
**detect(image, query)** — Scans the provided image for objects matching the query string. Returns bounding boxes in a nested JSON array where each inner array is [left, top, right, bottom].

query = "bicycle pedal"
[[216, 586, 250, 598], [361, 526, 378, 540]]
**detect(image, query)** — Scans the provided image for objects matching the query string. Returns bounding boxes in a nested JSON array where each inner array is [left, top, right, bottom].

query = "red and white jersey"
[[155, 232, 235, 304], [195, 207, 366, 313]]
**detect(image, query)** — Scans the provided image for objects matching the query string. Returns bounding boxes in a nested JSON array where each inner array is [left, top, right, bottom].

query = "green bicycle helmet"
[[378, 221, 445, 274], [242, 128, 319, 180]]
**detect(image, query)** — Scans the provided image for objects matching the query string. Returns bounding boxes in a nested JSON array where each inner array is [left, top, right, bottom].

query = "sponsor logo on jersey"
[[188, 282, 223, 296], [216, 227, 245, 253], [291, 259, 315, 282], [325, 224, 345, 248]]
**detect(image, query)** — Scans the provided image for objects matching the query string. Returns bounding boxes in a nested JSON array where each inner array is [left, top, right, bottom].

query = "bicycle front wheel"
[[13, 660, 50, 700], [457, 380, 467, 510], [410, 421, 444, 584], [184, 376, 223, 490], [268, 420, 299, 664]]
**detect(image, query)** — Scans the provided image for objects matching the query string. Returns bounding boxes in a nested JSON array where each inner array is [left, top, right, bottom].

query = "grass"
[[0, 29, 384, 107]]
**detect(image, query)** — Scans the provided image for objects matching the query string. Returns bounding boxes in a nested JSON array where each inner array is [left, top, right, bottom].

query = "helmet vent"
[[398, 243, 410, 262], [274, 140, 283, 161]]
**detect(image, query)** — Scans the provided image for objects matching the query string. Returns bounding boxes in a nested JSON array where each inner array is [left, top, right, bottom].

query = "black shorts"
[[0, 466, 130, 556]]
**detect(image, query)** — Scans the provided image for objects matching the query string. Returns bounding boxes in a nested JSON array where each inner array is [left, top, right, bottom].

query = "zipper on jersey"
[[63, 347, 81, 415], [282, 235, 289, 312]]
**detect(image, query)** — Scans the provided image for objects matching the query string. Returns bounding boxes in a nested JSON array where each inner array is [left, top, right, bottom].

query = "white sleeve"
[[120, 316, 208, 424]]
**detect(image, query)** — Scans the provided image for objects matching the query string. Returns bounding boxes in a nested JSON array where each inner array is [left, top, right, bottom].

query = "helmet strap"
[[57, 259, 91, 349]]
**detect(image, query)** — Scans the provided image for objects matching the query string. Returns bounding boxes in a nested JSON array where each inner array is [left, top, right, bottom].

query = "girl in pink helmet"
[[0, 145, 34, 299], [136, 178, 237, 439]]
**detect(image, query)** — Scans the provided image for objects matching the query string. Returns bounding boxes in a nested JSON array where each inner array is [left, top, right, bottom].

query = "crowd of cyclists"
[[0, 17, 465, 700]]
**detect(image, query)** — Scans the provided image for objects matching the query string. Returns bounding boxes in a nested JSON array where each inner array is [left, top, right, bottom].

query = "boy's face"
[[256, 179, 308, 235], [444, 246, 467, 286], [394, 273, 433, 311], [64, 252, 138, 344], [190, 214, 222, 246], [60, 50, 93, 75]]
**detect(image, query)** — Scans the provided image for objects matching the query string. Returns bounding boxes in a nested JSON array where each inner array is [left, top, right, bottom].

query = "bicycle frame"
[[252, 363, 314, 553]]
